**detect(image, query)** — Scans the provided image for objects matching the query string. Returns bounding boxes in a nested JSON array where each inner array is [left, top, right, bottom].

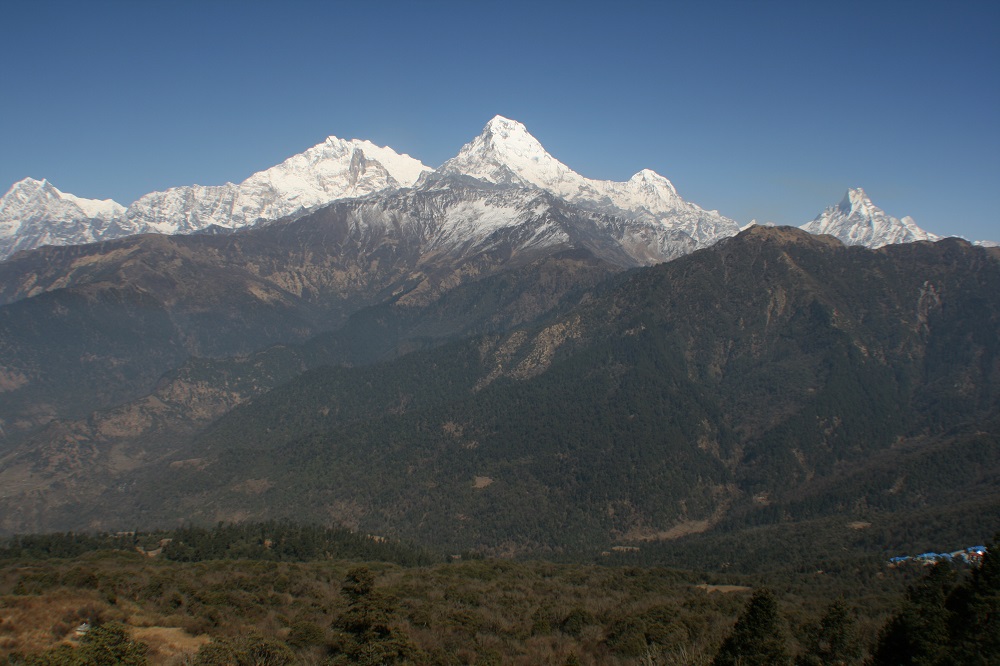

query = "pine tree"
[[712, 588, 790, 666], [869, 562, 956, 666], [329, 567, 423, 665], [949, 538, 1000, 665], [796, 600, 863, 666]]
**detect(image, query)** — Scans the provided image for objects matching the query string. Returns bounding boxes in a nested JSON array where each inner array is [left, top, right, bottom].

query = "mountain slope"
[[800, 187, 940, 248], [0, 176, 655, 443], [129, 231, 1000, 554], [5, 229, 996, 558]]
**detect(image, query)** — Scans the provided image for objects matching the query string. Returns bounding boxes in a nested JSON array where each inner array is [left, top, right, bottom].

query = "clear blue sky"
[[2, 0, 997, 241]]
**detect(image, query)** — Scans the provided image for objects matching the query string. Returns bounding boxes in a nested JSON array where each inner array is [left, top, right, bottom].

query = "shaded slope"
[[77, 228, 1000, 556], [0, 178, 641, 443]]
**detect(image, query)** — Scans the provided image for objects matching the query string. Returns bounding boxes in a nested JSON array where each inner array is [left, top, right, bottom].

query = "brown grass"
[[694, 584, 752, 594], [132, 626, 211, 665], [0, 589, 112, 654]]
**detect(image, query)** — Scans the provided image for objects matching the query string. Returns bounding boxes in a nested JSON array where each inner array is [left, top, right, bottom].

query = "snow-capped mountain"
[[0, 178, 126, 258], [8, 118, 978, 264], [0, 116, 738, 263], [438, 116, 739, 247], [0, 138, 430, 259], [118, 137, 431, 236], [800, 188, 940, 249]]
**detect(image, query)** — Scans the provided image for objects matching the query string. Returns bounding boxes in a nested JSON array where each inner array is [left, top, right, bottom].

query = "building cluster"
[[888, 545, 987, 567]]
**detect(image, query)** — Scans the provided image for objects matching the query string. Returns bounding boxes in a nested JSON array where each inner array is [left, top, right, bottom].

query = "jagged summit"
[[119, 134, 433, 236], [438, 115, 568, 187], [836, 187, 880, 217], [0, 178, 126, 257], [2, 178, 125, 223], [800, 187, 939, 249]]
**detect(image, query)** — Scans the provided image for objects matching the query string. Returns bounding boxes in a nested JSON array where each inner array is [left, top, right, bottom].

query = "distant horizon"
[[2, 1, 997, 242]]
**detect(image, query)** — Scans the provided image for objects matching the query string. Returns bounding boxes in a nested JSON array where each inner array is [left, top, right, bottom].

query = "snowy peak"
[[118, 135, 433, 235], [240, 134, 430, 201], [438, 115, 566, 187], [836, 187, 879, 218], [801, 187, 939, 248], [1, 178, 124, 237], [480, 115, 551, 168], [2, 116, 737, 260], [0, 178, 127, 257], [1, 135, 433, 257], [625, 169, 680, 205], [437, 117, 734, 247], [1, 177, 124, 222]]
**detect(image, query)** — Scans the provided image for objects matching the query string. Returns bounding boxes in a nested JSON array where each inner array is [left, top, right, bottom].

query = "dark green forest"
[[70, 233, 995, 566]]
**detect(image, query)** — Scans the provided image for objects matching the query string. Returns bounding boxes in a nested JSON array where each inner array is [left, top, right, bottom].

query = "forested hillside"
[[24, 228, 992, 562]]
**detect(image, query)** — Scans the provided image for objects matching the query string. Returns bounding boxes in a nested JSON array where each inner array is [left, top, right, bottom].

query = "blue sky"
[[2, 0, 997, 241]]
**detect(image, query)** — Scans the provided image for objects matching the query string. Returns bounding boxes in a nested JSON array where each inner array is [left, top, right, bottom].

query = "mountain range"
[[1, 116, 997, 566], [2, 116, 982, 263]]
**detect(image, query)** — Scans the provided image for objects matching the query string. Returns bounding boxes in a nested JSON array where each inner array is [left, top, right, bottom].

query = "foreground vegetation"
[[0, 527, 995, 664]]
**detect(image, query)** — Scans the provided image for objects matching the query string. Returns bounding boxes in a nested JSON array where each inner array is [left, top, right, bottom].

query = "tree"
[[712, 588, 790, 666], [949, 538, 1000, 665], [796, 600, 862, 666], [329, 567, 423, 665], [77, 622, 150, 665], [869, 562, 957, 666]]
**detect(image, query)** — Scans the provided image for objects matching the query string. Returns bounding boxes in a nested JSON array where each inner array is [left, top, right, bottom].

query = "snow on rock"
[[5, 119, 960, 264], [438, 116, 740, 248], [118, 137, 432, 235], [1, 138, 431, 259], [800, 188, 940, 249], [1, 178, 123, 231], [0, 178, 125, 257]]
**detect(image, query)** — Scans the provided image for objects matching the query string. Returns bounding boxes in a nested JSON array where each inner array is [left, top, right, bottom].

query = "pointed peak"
[[627, 169, 679, 199], [437, 116, 556, 187], [483, 115, 530, 137], [629, 168, 660, 182], [841, 186, 869, 204], [802, 186, 937, 248], [324, 135, 350, 147], [15, 177, 48, 187], [3, 178, 61, 202], [837, 187, 878, 217], [484, 115, 527, 131], [6, 177, 51, 194], [628, 169, 673, 186], [477, 116, 544, 152]]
